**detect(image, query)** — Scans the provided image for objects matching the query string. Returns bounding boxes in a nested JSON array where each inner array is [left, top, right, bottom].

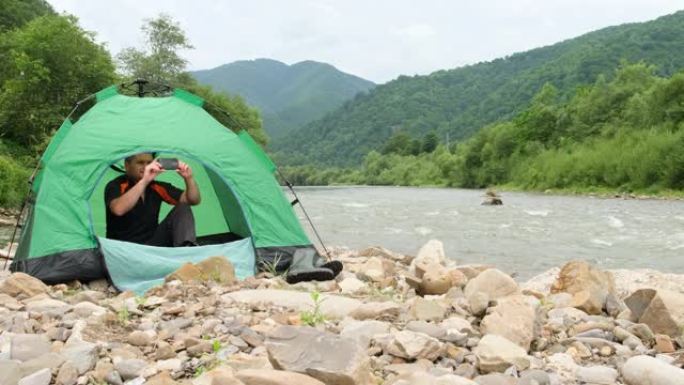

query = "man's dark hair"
[[125, 152, 155, 164]]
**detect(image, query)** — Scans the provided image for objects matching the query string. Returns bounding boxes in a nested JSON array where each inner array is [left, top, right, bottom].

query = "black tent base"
[[10, 242, 320, 285], [10, 248, 106, 285]]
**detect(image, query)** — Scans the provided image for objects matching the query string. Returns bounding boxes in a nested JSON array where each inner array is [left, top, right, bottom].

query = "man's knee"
[[168, 203, 194, 221], [174, 203, 192, 214]]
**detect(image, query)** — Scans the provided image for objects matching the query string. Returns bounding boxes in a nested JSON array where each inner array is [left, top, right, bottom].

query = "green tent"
[[11, 85, 314, 288]]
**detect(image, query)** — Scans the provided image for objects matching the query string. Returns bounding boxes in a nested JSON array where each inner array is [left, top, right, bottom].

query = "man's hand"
[[177, 161, 193, 180], [143, 161, 163, 184]]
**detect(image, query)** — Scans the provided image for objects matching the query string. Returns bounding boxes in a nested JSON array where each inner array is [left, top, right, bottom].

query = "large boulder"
[[0, 273, 48, 298], [265, 326, 374, 385], [622, 355, 684, 385], [480, 295, 537, 351], [624, 288, 684, 337], [222, 289, 362, 320], [464, 269, 519, 315], [473, 334, 530, 373], [550, 261, 616, 315]]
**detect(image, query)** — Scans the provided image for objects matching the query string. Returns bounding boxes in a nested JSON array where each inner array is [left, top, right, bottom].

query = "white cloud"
[[47, 0, 683, 83]]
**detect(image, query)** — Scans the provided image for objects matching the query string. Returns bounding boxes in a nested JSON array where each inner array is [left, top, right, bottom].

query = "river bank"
[[1, 240, 683, 385]]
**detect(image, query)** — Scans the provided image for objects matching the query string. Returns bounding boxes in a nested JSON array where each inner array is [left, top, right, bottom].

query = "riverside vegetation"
[[280, 63, 684, 196], [1, 240, 684, 385]]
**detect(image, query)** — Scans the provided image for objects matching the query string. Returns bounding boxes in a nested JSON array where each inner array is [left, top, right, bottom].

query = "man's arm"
[[177, 161, 201, 205], [109, 162, 162, 216]]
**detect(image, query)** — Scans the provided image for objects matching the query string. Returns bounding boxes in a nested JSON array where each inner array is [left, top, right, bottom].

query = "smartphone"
[[157, 158, 179, 170]]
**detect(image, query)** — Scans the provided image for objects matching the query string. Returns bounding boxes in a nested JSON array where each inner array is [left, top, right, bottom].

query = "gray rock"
[[338, 276, 367, 295], [390, 371, 478, 385], [266, 325, 373, 385], [0, 360, 22, 385], [0, 273, 48, 298], [627, 323, 655, 344], [625, 289, 684, 338], [10, 334, 51, 362], [223, 289, 362, 320], [25, 298, 72, 317], [622, 355, 684, 385], [72, 302, 106, 318], [160, 318, 192, 334], [340, 319, 391, 348], [236, 369, 325, 385], [105, 371, 123, 385], [474, 373, 518, 385], [519, 370, 551, 385], [474, 334, 530, 374], [61, 341, 98, 375], [464, 269, 519, 315], [576, 365, 618, 385], [481, 295, 537, 351], [406, 320, 447, 339], [19, 353, 65, 377], [454, 363, 477, 379], [409, 298, 447, 322], [575, 329, 613, 340], [349, 301, 401, 321], [56, 362, 79, 385], [17, 368, 51, 385], [127, 331, 155, 346], [385, 330, 443, 360], [114, 359, 147, 381]]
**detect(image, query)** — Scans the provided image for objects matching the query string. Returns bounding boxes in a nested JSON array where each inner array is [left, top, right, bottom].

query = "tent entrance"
[[89, 155, 252, 245]]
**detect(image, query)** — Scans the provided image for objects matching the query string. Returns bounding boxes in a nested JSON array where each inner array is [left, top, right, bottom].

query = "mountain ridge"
[[192, 58, 375, 137], [272, 10, 684, 166]]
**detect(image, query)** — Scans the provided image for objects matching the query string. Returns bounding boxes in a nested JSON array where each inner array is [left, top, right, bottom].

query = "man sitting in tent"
[[104, 153, 201, 247]]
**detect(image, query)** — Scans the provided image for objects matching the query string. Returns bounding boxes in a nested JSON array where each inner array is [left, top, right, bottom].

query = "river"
[[287, 186, 684, 280], [1, 186, 681, 280]]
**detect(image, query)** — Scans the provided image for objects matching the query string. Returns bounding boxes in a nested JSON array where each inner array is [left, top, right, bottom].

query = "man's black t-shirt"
[[104, 175, 183, 244]]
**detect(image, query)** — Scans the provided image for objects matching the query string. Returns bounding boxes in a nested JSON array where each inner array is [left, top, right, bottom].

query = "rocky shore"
[[1, 240, 683, 385]]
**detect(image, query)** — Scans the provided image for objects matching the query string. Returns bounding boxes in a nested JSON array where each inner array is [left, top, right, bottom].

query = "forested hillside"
[[192, 59, 375, 137], [274, 10, 684, 167], [282, 63, 684, 194]]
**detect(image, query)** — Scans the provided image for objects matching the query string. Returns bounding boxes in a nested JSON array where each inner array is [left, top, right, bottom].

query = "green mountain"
[[192, 58, 375, 137], [273, 10, 684, 166]]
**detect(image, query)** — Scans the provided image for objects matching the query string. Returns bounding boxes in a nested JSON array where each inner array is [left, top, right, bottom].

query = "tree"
[[422, 132, 439, 153], [0, 15, 116, 148], [117, 14, 194, 86], [381, 132, 411, 154], [0, 0, 54, 32], [118, 14, 268, 145]]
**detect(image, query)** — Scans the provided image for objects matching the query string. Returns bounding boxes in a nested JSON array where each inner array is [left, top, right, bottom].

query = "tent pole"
[[277, 170, 332, 261]]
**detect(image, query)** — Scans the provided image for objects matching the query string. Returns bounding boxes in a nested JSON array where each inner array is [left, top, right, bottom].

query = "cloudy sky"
[[48, 0, 682, 83]]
